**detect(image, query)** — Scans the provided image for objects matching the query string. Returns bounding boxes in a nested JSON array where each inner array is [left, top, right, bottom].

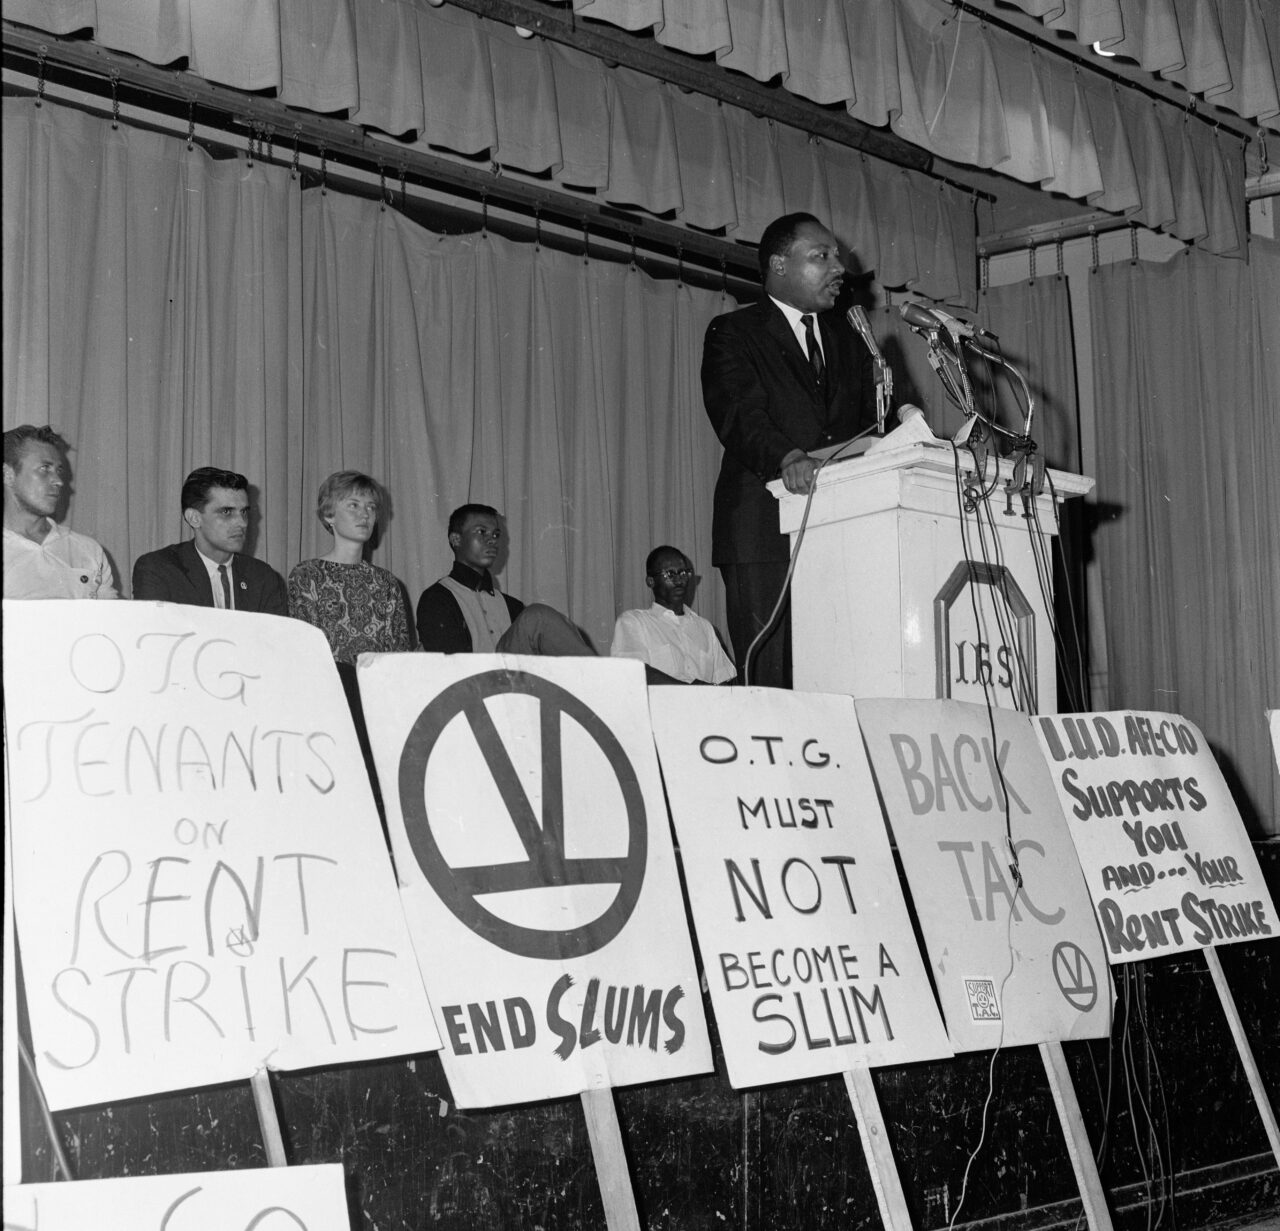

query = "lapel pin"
[[240, 581, 247, 590]]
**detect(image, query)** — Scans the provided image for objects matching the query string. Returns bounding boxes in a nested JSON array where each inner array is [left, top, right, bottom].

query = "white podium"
[[770, 434, 1092, 709]]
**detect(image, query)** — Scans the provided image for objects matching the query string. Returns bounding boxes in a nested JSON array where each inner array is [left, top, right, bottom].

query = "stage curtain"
[[1089, 241, 1280, 837], [300, 188, 729, 650], [2, 98, 730, 653], [1, 98, 303, 589]]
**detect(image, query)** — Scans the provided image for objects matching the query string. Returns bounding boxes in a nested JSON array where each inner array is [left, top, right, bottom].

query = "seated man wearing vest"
[[415, 503, 593, 656]]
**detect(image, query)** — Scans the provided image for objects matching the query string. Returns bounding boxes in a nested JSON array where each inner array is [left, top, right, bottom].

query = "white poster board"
[[3, 787, 20, 1184], [857, 699, 1113, 1051], [4, 1163, 349, 1229], [1035, 711, 1277, 964], [359, 654, 713, 1107], [3, 601, 438, 1112], [648, 689, 952, 1087]]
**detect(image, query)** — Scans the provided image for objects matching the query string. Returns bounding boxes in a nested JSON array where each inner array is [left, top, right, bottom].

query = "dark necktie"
[[802, 314, 825, 384], [218, 563, 232, 610]]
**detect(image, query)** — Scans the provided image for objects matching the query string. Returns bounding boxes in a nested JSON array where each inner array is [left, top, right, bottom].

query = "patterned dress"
[[287, 558, 413, 663]]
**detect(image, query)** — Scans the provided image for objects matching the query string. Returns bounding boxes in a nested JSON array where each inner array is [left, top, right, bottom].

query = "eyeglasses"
[[654, 567, 692, 583]]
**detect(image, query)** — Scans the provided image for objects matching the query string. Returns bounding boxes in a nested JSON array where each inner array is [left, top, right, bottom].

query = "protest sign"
[[857, 699, 1112, 1050], [4, 803, 19, 1185], [3, 601, 438, 1112], [4, 1163, 350, 1229], [358, 654, 712, 1107], [648, 689, 951, 1088], [1035, 711, 1277, 964]]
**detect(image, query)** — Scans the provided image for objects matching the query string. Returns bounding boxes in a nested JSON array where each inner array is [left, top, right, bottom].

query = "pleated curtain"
[[2, 99, 729, 651], [1090, 241, 1280, 838], [5, 0, 1269, 274]]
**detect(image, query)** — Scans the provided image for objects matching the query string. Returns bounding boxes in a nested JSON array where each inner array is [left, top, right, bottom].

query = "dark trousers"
[[719, 560, 792, 689]]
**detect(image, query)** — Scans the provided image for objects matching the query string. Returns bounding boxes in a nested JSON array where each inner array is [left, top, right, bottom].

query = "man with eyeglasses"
[[610, 546, 735, 685], [415, 503, 594, 656], [132, 466, 287, 613]]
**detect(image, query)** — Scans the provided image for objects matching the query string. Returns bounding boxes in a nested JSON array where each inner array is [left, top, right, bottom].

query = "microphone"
[[899, 301, 994, 341], [847, 306, 883, 360]]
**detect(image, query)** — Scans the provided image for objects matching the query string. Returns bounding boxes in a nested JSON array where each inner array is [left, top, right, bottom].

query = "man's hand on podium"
[[780, 448, 817, 494]]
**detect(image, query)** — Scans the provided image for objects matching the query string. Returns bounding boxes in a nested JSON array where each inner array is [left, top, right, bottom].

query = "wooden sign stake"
[[1203, 948, 1280, 1165], [250, 1068, 289, 1167], [842, 1068, 914, 1230], [1038, 1043, 1113, 1231], [580, 1088, 641, 1231]]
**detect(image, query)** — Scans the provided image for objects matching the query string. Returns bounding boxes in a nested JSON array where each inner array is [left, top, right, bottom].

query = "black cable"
[[741, 424, 880, 685]]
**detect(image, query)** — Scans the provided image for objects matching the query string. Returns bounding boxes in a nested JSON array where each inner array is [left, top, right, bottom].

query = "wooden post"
[[1038, 1042, 1113, 1231], [250, 1067, 288, 1167], [1203, 948, 1280, 1166], [580, 1088, 641, 1231], [842, 1068, 914, 1231]]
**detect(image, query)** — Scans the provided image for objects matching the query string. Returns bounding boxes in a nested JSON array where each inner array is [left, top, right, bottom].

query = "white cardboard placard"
[[4, 1163, 350, 1229], [3, 601, 439, 1111], [857, 699, 1113, 1051], [649, 688, 952, 1087], [1035, 710, 1277, 964], [358, 654, 713, 1107]]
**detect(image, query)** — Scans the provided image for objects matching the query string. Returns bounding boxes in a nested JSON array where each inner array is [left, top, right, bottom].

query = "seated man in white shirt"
[[610, 546, 735, 685], [3, 424, 118, 599]]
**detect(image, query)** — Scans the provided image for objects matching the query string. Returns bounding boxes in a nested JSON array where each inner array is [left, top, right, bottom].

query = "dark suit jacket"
[[132, 539, 288, 615], [701, 300, 875, 564]]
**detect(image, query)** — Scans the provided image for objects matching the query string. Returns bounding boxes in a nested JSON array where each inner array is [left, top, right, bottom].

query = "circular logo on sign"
[[1052, 940, 1099, 1012], [397, 669, 648, 960]]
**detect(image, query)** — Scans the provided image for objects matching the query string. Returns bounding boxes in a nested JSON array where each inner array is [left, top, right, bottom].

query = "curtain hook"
[[186, 98, 195, 149], [629, 232, 637, 269], [399, 165, 407, 210], [1129, 223, 1139, 265], [534, 206, 541, 250], [1028, 242, 1037, 285], [320, 146, 327, 195], [480, 191, 488, 236], [291, 124, 301, 180], [111, 72, 121, 130], [676, 243, 684, 286], [582, 218, 590, 265], [979, 251, 989, 291], [379, 164, 387, 211], [719, 256, 727, 297], [35, 46, 47, 107], [247, 125, 255, 168], [1088, 224, 1099, 271], [1055, 240, 1064, 277]]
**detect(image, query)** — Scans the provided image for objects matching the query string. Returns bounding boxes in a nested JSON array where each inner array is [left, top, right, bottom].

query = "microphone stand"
[[847, 306, 893, 435]]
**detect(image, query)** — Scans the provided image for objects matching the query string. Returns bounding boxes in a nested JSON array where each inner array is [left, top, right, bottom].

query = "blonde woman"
[[287, 471, 413, 661]]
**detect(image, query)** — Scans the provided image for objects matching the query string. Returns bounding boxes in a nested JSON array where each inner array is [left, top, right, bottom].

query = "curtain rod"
[[949, 0, 1259, 147], [453, 0, 995, 206], [3, 27, 776, 290]]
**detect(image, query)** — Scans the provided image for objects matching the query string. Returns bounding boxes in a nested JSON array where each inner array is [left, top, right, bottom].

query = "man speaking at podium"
[[701, 213, 875, 688]]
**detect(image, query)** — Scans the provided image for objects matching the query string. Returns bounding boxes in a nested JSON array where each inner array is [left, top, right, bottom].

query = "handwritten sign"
[[648, 689, 951, 1087], [4, 1163, 350, 1229], [1036, 710, 1277, 964], [358, 654, 712, 1107], [857, 699, 1113, 1050], [2, 601, 438, 1111]]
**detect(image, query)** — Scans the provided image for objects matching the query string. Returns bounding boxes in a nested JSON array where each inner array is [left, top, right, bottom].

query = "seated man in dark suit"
[[416, 503, 592, 656], [132, 466, 287, 614]]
